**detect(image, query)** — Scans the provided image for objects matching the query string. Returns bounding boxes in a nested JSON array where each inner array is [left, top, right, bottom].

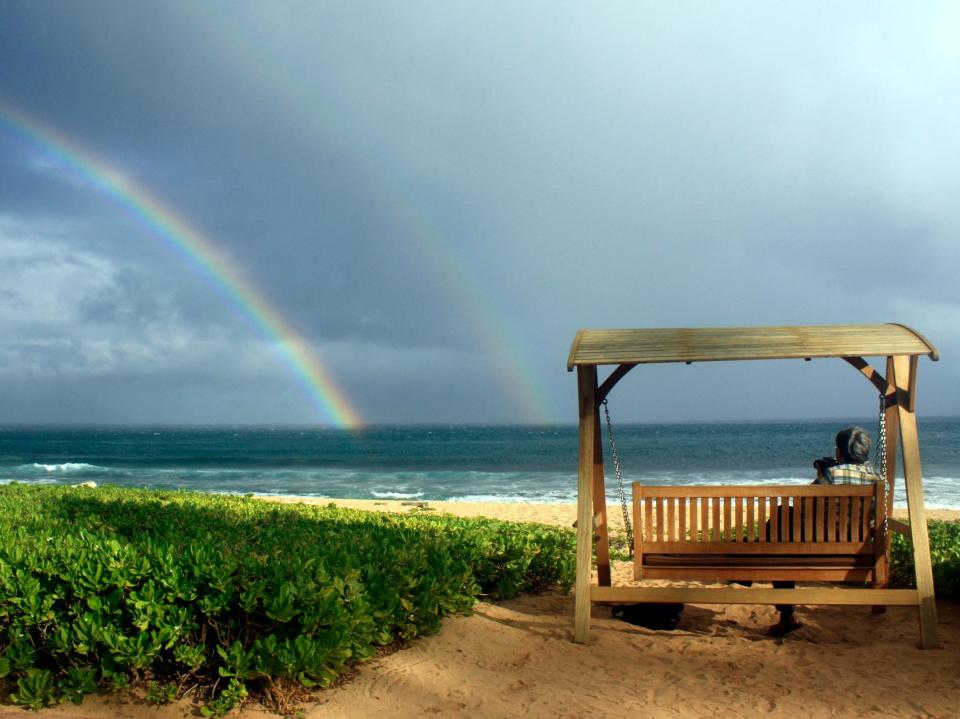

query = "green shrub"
[[145, 680, 177, 706], [0, 484, 575, 712], [890, 519, 960, 600]]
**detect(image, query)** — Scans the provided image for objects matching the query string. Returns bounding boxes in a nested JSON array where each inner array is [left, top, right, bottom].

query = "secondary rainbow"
[[0, 102, 362, 428], [173, 4, 558, 423]]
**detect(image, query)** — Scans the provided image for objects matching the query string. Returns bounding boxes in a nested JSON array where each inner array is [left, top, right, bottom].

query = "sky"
[[1, 1, 958, 426]]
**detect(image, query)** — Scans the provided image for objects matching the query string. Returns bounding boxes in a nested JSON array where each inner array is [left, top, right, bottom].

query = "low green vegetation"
[[0, 484, 575, 714], [890, 519, 960, 601]]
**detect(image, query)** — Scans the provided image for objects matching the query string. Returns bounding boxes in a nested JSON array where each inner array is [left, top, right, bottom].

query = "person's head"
[[835, 426, 871, 464]]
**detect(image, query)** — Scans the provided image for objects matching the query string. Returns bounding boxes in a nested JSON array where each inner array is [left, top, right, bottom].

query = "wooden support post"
[[574, 365, 598, 643], [891, 355, 938, 649], [593, 405, 611, 586], [872, 480, 887, 613], [634, 484, 644, 579]]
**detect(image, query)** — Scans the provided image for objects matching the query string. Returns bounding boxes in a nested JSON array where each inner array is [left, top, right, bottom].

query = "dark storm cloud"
[[1, 1, 483, 354], [1, 1, 957, 423]]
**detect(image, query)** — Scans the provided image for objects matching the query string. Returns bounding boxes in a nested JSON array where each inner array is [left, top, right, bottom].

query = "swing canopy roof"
[[567, 323, 938, 370]]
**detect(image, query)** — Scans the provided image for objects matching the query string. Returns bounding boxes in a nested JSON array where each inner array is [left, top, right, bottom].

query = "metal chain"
[[875, 393, 887, 480], [875, 393, 889, 538], [602, 399, 634, 554]]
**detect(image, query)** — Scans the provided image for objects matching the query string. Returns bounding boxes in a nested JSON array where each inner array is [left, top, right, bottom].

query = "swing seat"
[[641, 554, 876, 582], [633, 483, 885, 584], [570, 324, 941, 648]]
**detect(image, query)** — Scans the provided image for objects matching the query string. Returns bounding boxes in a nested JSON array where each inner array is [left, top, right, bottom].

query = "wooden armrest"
[[888, 518, 911, 538]]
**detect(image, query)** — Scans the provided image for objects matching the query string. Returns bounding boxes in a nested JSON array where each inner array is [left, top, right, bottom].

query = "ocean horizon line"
[[1, 414, 958, 430]]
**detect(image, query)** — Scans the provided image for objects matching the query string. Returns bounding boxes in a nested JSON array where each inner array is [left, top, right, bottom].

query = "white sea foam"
[[370, 490, 425, 499], [33, 462, 99, 473], [0, 477, 59, 485], [448, 494, 572, 504]]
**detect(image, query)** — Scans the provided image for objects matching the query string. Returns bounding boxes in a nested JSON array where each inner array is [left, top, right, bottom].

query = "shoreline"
[[260, 495, 960, 526]]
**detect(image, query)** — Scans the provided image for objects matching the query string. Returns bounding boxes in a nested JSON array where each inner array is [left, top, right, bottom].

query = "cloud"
[[1, 2, 957, 423], [0, 218, 122, 329], [1, 238, 142, 377], [0, 217, 205, 378]]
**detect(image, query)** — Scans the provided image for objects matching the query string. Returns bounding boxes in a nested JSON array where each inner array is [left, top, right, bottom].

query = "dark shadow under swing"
[[567, 323, 940, 648]]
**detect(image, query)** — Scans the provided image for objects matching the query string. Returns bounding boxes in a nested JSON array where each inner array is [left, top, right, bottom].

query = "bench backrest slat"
[[633, 483, 880, 557]]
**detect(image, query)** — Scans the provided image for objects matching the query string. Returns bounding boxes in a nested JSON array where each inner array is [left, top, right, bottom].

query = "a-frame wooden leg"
[[892, 355, 939, 649], [872, 477, 889, 614], [574, 366, 597, 643], [593, 405, 611, 586]]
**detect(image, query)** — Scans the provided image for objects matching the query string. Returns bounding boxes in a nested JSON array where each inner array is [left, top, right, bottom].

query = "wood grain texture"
[[591, 405, 610, 587], [570, 324, 939, 650], [637, 485, 874, 498], [632, 484, 881, 584], [633, 485, 642, 580], [573, 366, 596, 644], [888, 518, 912, 538], [640, 541, 872, 555], [567, 324, 937, 369], [843, 356, 891, 395], [892, 356, 939, 649], [591, 586, 919, 606], [638, 567, 876, 582]]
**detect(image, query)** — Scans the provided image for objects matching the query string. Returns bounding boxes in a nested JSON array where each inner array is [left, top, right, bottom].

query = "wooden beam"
[[566, 329, 586, 372], [872, 473, 888, 615], [891, 355, 939, 649], [888, 518, 912, 538], [568, 325, 938, 367], [907, 355, 919, 411], [592, 404, 611, 586], [636, 484, 874, 498], [638, 567, 875, 582], [633, 486, 643, 580], [597, 363, 637, 404], [639, 541, 872, 555], [842, 356, 891, 396], [574, 365, 598, 643], [591, 585, 919, 606]]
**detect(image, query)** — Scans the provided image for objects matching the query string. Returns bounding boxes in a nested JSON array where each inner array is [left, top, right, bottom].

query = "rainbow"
[[175, 5, 559, 424], [0, 101, 362, 428]]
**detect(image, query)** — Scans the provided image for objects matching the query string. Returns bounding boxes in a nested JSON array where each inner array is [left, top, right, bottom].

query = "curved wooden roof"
[[567, 323, 938, 370]]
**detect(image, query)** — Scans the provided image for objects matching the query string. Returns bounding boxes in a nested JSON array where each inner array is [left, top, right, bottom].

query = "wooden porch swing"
[[567, 323, 940, 648]]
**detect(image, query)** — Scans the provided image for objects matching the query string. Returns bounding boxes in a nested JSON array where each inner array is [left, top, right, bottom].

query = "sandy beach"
[[266, 496, 960, 527], [4, 498, 958, 719]]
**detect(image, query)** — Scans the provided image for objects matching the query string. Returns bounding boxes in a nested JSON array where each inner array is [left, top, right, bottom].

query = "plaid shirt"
[[814, 462, 881, 485]]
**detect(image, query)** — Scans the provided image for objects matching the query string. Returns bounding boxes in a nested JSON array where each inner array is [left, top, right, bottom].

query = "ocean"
[[1, 419, 958, 508]]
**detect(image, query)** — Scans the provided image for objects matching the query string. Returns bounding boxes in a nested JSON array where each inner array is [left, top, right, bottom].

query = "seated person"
[[769, 426, 881, 637], [813, 426, 882, 486]]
